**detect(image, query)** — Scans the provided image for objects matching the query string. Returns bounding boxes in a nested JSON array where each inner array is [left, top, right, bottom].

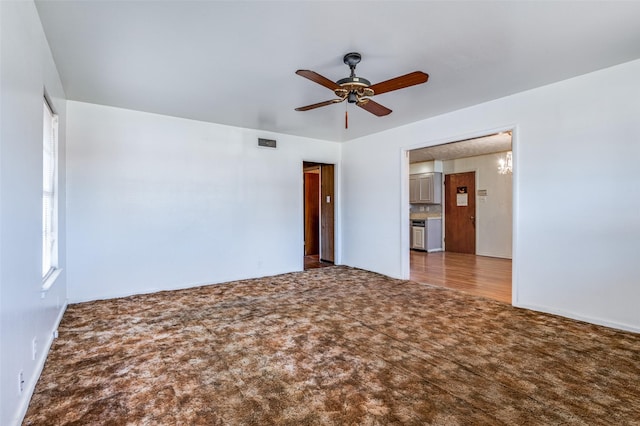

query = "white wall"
[[341, 59, 640, 332], [443, 152, 513, 258], [66, 101, 340, 302], [409, 161, 437, 174], [0, 2, 68, 425]]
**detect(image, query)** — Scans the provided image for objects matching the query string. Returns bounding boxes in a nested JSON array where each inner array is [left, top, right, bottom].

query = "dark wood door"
[[304, 172, 320, 256], [444, 172, 476, 254], [320, 164, 335, 263]]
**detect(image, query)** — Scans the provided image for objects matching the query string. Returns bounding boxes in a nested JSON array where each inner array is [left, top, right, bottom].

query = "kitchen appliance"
[[411, 218, 443, 252], [410, 219, 426, 250]]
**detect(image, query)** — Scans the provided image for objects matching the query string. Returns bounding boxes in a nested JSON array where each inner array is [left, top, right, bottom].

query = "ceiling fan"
[[295, 52, 429, 127]]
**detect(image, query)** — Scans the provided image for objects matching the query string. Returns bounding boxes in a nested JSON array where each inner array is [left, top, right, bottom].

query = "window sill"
[[42, 268, 62, 294]]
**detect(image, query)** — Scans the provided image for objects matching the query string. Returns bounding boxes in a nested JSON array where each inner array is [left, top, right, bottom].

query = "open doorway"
[[408, 131, 513, 303], [303, 162, 335, 270]]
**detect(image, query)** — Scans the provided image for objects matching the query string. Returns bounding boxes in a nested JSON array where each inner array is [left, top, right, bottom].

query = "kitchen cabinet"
[[426, 218, 442, 252], [410, 217, 443, 252], [409, 172, 442, 204]]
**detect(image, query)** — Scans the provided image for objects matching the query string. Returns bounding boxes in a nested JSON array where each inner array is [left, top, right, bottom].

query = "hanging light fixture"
[[498, 151, 513, 174]]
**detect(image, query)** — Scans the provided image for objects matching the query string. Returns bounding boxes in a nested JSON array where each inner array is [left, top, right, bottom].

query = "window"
[[42, 99, 59, 284]]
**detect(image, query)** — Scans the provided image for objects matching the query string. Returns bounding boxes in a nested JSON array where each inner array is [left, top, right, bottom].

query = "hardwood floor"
[[303, 251, 511, 302], [304, 254, 334, 270], [410, 251, 512, 303]]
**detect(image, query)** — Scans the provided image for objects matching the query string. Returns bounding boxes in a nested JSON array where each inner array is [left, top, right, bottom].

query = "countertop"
[[410, 213, 442, 220]]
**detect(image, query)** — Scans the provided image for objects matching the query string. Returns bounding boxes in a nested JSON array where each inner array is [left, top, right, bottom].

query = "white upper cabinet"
[[410, 172, 442, 204]]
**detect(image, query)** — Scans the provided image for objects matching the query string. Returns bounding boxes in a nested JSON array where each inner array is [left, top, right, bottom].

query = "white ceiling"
[[35, 1, 640, 142]]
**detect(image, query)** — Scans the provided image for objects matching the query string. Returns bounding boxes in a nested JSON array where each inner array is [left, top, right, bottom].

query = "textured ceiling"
[[409, 133, 512, 163], [35, 1, 640, 142]]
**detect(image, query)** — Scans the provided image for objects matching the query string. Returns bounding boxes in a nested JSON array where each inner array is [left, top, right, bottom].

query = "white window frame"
[[42, 98, 60, 290]]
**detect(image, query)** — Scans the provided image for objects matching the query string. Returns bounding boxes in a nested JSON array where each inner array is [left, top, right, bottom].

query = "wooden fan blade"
[[357, 99, 392, 116], [369, 71, 429, 96], [295, 98, 344, 111], [295, 70, 340, 91]]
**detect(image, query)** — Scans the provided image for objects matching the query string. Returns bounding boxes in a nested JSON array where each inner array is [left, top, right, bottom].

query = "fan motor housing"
[[335, 77, 374, 102], [336, 76, 371, 87]]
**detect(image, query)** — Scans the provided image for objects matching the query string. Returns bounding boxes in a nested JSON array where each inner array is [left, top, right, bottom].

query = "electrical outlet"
[[32, 337, 38, 361], [18, 371, 24, 394]]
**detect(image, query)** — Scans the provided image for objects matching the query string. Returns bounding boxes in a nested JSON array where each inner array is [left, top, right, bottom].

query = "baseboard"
[[513, 302, 640, 334], [69, 268, 300, 304], [14, 301, 68, 426]]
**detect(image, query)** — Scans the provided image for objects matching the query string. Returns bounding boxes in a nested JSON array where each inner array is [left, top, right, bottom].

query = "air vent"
[[258, 138, 277, 148]]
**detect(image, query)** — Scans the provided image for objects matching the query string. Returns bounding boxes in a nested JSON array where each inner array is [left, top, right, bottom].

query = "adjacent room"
[[2, 1, 640, 425], [408, 132, 514, 303]]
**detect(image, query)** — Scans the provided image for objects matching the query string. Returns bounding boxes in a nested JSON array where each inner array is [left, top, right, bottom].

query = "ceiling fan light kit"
[[295, 52, 429, 127]]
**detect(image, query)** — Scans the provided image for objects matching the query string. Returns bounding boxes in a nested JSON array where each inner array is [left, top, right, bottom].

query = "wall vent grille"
[[258, 138, 277, 148]]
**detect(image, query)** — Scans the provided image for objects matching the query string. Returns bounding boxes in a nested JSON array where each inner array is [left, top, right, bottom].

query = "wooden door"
[[304, 172, 320, 256], [444, 172, 476, 254], [320, 164, 335, 263]]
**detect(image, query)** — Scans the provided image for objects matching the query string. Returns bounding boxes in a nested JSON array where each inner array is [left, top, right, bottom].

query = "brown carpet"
[[24, 266, 640, 425]]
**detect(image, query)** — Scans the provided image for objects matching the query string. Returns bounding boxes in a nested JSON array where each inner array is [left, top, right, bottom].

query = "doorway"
[[303, 162, 335, 269], [407, 131, 513, 302]]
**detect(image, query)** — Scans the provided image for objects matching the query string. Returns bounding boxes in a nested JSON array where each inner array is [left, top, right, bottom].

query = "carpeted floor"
[[24, 266, 640, 425]]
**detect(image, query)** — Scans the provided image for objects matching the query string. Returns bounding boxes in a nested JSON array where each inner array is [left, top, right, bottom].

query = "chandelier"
[[498, 151, 512, 174]]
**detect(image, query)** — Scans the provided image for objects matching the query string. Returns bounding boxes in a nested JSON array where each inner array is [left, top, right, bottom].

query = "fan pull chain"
[[345, 105, 349, 129]]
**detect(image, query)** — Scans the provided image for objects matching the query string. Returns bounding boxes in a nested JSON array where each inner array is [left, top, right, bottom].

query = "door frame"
[[302, 161, 338, 268], [400, 125, 519, 304]]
